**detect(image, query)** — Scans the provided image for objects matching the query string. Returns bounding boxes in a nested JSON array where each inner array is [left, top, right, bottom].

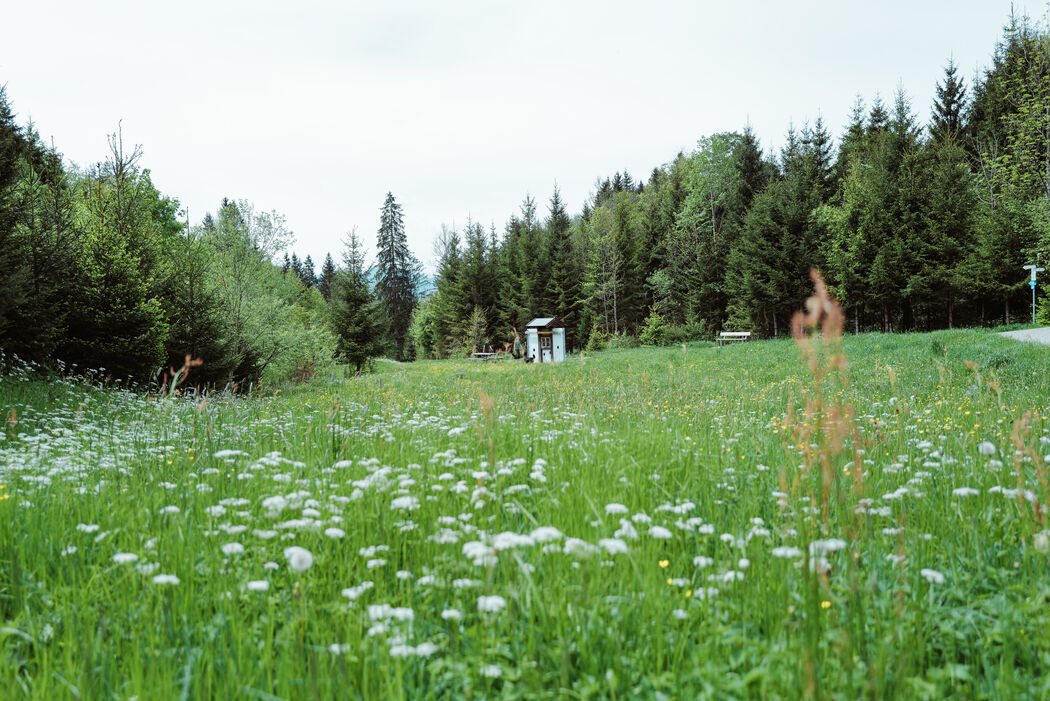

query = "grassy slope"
[[1, 329, 1049, 699]]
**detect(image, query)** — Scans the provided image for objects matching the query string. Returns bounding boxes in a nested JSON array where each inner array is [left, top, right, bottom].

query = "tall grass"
[[1, 314, 1049, 698]]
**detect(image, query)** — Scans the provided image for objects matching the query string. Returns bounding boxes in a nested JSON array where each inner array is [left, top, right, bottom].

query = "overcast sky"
[[1, 0, 1036, 271]]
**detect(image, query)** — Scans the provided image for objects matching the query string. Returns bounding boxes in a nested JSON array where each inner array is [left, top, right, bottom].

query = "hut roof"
[[526, 317, 563, 329]]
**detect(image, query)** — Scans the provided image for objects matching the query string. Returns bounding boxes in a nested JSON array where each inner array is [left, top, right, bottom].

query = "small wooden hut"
[[525, 317, 566, 363]]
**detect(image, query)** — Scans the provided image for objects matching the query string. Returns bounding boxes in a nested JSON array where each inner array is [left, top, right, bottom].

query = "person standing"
[[512, 328, 522, 359]]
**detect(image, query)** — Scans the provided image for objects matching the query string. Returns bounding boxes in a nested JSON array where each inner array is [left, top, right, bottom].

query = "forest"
[[0, 12, 1048, 381]]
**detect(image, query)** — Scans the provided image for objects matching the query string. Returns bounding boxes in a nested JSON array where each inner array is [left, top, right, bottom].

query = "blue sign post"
[[1024, 265, 1045, 324]]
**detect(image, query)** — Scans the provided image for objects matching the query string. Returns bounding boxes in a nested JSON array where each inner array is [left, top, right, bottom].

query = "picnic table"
[[470, 352, 501, 361], [717, 331, 752, 346]]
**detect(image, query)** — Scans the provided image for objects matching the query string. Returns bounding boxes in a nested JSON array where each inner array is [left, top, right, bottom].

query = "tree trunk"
[[948, 295, 954, 330], [1005, 297, 1010, 325]]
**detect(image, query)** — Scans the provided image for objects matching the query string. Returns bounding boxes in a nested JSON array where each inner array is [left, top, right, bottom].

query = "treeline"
[[0, 74, 424, 384], [1, 12, 1047, 379], [410, 14, 1050, 357], [0, 92, 403, 385]]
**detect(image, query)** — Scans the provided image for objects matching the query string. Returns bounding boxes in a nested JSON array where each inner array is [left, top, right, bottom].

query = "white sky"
[[1, 0, 1035, 271]]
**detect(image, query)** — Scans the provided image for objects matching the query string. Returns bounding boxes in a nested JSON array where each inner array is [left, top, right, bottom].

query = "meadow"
[[2, 321, 1050, 699]]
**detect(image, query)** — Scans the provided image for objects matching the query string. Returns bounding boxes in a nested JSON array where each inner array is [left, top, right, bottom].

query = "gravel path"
[[999, 327, 1050, 345]]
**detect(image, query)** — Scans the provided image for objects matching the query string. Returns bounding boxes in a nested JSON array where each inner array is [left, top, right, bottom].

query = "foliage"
[[375, 192, 420, 360], [329, 230, 387, 373]]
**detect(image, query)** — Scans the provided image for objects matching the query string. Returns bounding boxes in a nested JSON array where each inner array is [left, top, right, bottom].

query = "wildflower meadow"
[[2, 306, 1050, 698]]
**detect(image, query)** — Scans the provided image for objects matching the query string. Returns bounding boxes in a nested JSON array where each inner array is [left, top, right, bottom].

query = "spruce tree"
[[159, 221, 237, 385], [318, 253, 336, 301], [374, 192, 418, 360], [9, 131, 80, 361], [543, 186, 581, 347], [930, 58, 968, 143], [331, 230, 387, 372], [300, 254, 316, 287], [0, 88, 30, 346]]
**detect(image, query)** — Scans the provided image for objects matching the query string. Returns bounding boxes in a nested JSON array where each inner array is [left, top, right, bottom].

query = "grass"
[[1, 325, 1050, 699]]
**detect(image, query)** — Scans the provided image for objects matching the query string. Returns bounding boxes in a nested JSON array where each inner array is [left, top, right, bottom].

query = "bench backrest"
[[719, 331, 751, 338]]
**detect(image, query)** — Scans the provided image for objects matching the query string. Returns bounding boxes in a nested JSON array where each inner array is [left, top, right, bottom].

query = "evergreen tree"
[[300, 254, 316, 287], [833, 96, 866, 187], [431, 225, 468, 357], [374, 192, 419, 360], [0, 88, 29, 348], [8, 126, 78, 360], [868, 93, 890, 134], [330, 229, 386, 372], [543, 185, 581, 348], [62, 166, 167, 380], [930, 58, 968, 143], [159, 219, 236, 385], [318, 253, 336, 301]]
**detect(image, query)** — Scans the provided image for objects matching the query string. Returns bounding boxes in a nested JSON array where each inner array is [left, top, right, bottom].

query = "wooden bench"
[[470, 352, 502, 361], [717, 331, 752, 346]]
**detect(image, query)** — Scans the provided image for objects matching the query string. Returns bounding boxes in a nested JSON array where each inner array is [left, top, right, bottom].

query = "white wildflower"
[[283, 546, 313, 572], [648, 525, 673, 539], [920, 568, 945, 584], [477, 595, 507, 614], [599, 538, 629, 555], [809, 538, 847, 555]]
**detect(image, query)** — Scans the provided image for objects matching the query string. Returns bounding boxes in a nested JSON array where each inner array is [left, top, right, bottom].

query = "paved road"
[[999, 327, 1050, 345]]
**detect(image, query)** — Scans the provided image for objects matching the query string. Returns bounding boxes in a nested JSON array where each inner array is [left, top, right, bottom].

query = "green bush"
[[606, 333, 640, 349], [585, 322, 610, 351]]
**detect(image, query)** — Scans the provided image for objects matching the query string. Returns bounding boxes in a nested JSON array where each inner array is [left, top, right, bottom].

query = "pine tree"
[[930, 58, 968, 143], [62, 166, 168, 380], [300, 254, 316, 287], [290, 253, 302, 281], [0, 88, 29, 348], [318, 253, 336, 301], [834, 96, 866, 186], [432, 225, 468, 357], [543, 185, 581, 348], [330, 229, 387, 372], [159, 219, 237, 385], [374, 192, 419, 360], [7, 125, 78, 361], [868, 93, 890, 134]]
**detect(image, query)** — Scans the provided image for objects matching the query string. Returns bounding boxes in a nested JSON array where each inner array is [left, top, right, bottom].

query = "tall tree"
[[330, 229, 386, 372], [374, 192, 419, 360], [300, 254, 316, 288], [674, 132, 743, 328], [318, 253, 336, 301], [543, 185, 581, 348], [930, 58, 968, 144]]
